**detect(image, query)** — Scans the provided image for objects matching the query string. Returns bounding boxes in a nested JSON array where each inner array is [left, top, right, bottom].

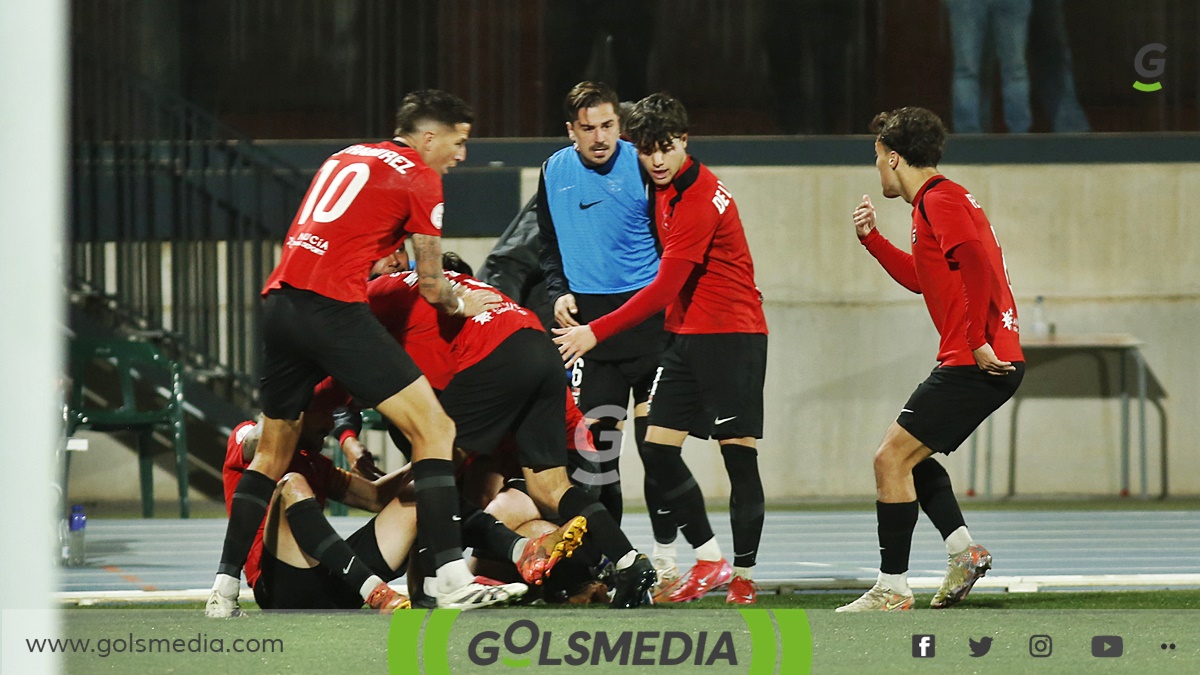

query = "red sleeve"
[[222, 421, 256, 515], [367, 271, 419, 336], [404, 169, 445, 237], [861, 228, 921, 293], [589, 257, 696, 343], [661, 188, 720, 264], [923, 191, 980, 256], [949, 239, 992, 350]]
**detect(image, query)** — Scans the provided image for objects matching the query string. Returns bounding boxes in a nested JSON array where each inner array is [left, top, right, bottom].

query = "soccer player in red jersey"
[[367, 267, 659, 608], [207, 91, 513, 618], [554, 93, 769, 604], [223, 415, 416, 612], [837, 107, 1024, 612]]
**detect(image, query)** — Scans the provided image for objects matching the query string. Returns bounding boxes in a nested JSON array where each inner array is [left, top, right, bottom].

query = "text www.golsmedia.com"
[[26, 634, 283, 657]]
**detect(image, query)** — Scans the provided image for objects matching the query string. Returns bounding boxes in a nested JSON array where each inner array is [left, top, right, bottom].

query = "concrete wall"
[[507, 162, 1199, 500], [70, 162, 1199, 504]]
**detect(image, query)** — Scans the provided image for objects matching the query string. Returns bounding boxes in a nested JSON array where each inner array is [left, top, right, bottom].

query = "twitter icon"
[[969, 637, 993, 657]]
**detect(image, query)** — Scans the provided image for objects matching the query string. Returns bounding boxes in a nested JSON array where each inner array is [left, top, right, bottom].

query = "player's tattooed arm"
[[411, 233, 459, 313]]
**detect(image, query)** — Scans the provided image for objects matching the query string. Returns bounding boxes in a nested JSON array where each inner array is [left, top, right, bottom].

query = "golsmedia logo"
[[389, 608, 812, 674], [1133, 43, 1166, 92], [468, 619, 737, 667]]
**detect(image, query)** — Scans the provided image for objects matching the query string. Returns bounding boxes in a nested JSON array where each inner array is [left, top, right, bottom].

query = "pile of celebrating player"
[[207, 80, 1023, 615]]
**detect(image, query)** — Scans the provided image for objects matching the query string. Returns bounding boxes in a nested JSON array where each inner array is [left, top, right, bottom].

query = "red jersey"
[[654, 158, 768, 335], [367, 270, 460, 390], [863, 176, 1023, 366], [263, 140, 444, 303], [443, 272, 545, 372], [222, 421, 339, 587]]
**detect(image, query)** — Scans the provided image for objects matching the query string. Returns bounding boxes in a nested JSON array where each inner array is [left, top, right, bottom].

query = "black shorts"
[[259, 287, 425, 420], [439, 329, 568, 470], [647, 333, 768, 440], [251, 515, 406, 610], [897, 362, 1025, 455], [571, 351, 660, 420]]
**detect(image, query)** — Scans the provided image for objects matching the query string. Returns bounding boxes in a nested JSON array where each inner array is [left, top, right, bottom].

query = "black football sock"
[[877, 500, 920, 575], [588, 419, 624, 524], [216, 469, 277, 578], [411, 459, 465, 571], [641, 441, 714, 549], [912, 457, 967, 539], [635, 417, 677, 545], [285, 498, 375, 597], [557, 486, 635, 565], [461, 499, 523, 561], [721, 443, 765, 569]]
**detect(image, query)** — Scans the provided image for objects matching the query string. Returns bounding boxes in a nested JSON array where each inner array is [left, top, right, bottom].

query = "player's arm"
[[923, 192, 1015, 375], [337, 463, 413, 512], [553, 181, 712, 367], [535, 168, 579, 327], [411, 233, 460, 313], [854, 194, 920, 293], [948, 240, 1014, 374], [411, 234, 500, 316], [552, 257, 694, 367], [332, 408, 387, 480]]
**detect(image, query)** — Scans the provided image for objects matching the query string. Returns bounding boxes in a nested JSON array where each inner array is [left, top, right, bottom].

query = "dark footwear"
[[609, 554, 657, 609]]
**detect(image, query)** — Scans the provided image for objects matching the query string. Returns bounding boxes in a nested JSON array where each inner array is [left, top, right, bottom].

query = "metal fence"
[[69, 56, 307, 406]]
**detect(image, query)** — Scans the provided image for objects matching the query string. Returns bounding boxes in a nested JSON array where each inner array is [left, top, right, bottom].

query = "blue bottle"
[[68, 504, 87, 567]]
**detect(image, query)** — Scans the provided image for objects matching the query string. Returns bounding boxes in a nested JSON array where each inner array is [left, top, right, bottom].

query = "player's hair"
[[869, 107, 946, 168], [394, 90, 474, 137], [563, 81, 621, 123], [442, 251, 474, 276], [623, 92, 689, 155]]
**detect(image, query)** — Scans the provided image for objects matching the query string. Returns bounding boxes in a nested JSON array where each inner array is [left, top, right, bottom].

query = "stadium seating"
[[67, 339, 190, 518]]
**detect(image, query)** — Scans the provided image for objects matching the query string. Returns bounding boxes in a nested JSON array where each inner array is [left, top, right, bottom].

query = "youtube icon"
[[1092, 636, 1124, 658]]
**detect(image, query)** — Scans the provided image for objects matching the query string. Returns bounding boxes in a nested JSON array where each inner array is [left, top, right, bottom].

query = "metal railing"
[[69, 56, 308, 407]]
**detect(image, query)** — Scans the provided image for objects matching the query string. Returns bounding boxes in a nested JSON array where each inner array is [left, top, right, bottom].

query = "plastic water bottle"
[[1029, 295, 1050, 338], [68, 504, 87, 567], [58, 518, 70, 565]]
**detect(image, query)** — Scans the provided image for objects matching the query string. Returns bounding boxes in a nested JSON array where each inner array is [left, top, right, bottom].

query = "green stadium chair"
[[67, 339, 190, 518]]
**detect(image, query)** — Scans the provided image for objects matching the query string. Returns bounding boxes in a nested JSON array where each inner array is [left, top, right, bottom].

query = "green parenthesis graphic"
[[771, 609, 813, 675], [387, 609, 460, 675], [423, 609, 460, 675], [739, 609, 777, 675], [1133, 81, 1163, 92], [388, 609, 430, 674]]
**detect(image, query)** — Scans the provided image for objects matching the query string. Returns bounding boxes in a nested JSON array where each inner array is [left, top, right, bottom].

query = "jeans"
[[1029, 0, 1090, 132], [945, 0, 1033, 133]]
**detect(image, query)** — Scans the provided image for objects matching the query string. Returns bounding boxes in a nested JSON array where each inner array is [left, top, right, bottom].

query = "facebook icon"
[[912, 634, 936, 658]]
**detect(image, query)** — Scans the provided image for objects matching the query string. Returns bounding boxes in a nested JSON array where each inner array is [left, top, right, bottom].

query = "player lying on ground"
[[308, 377, 590, 605]]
